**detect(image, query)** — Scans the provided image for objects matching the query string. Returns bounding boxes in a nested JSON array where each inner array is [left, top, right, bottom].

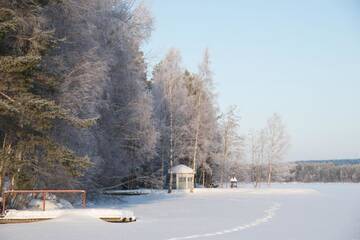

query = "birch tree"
[[248, 129, 267, 188], [248, 113, 289, 187], [182, 49, 220, 188], [265, 113, 290, 186], [219, 106, 243, 187], [152, 49, 190, 193]]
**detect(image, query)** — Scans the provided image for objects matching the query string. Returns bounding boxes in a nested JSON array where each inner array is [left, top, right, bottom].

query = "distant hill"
[[296, 159, 360, 166]]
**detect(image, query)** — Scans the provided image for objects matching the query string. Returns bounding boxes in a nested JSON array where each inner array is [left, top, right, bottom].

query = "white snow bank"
[[3, 208, 135, 220], [108, 186, 319, 195], [193, 187, 319, 195], [4, 209, 64, 219], [82, 209, 135, 219], [28, 198, 73, 210], [104, 189, 154, 195]]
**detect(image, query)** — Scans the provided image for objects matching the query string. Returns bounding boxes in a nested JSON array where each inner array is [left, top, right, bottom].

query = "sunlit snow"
[[1, 184, 359, 240]]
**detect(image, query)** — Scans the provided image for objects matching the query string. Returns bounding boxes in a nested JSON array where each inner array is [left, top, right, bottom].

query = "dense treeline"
[[0, 0, 95, 192], [0, 0, 156, 193], [0, 0, 226, 193], [228, 162, 360, 184], [2, 1, 353, 196], [290, 163, 360, 182], [44, 0, 156, 190], [296, 159, 360, 166]]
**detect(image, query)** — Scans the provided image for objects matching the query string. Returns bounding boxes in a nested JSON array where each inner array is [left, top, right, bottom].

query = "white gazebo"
[[230, 177, 238, 188], [168, 164, 194, 190]]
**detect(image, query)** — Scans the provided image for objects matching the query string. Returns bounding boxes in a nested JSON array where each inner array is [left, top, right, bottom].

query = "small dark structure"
[[230, 177, 238, 188]]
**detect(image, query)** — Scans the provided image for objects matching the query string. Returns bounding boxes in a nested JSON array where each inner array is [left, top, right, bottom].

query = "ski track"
[[166, 202, 281, 240]]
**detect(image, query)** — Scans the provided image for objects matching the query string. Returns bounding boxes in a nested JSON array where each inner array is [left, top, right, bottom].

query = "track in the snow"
[[166, 202, 281, 240]]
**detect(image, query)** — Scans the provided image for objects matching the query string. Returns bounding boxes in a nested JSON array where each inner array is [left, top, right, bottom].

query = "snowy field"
[[1, 183, 360, 240]]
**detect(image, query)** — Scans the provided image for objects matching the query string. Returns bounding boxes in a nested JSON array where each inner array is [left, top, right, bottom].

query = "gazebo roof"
[[230, 177, 238, 182], [168, 164, 194, 174]]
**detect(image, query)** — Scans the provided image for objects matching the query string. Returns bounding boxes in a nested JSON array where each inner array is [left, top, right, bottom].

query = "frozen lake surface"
[[1, 183, 360, 240]]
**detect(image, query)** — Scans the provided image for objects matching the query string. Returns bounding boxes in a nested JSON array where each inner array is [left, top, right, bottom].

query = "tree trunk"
[[168, 106, 174, 194], [0, 162, 4, 195], [161, 141, 164, 189], [0, 134, 8, 195], [191, 92, 202, 192], [255, 164, 262, 188], [221, 134, 228, 187], [254, 166, 258, 188], [0, 161, 4, 195], [202, 167, 205, 187], [10, 174, 15, 190], [10, 152, 22, 191], [267, 161, 272, 186]]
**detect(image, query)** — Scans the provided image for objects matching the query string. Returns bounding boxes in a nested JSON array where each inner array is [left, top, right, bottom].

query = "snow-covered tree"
[[40, 0, 155, 190], [248, 129, 267, 188], [264, 114, 290, 185], [152, 49, 192, 192], [186, 49, 220, 187], [247, 113, 290, 187], [0, 0, 94, 193], [217, 106, 244, 187]]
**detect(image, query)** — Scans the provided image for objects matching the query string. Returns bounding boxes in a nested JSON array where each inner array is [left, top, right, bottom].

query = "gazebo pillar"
[[191, 175, 194, 191], [176, 174, 179, 189]]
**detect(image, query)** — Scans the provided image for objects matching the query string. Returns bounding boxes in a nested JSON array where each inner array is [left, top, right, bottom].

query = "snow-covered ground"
[[3, 208, 135, 220], [1, 183, 360, 240]]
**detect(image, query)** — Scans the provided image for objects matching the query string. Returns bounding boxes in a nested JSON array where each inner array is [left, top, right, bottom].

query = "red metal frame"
[[1, 190, 86, 215]]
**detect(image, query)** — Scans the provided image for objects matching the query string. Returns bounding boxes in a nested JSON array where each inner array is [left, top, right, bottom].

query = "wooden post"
[[1, 192, 6, 215], [82, 192, 86, 208], [42, 192, 46, 211]]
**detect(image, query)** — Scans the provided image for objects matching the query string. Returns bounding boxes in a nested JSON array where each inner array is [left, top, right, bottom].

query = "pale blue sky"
[[142, 0, 360, 161]]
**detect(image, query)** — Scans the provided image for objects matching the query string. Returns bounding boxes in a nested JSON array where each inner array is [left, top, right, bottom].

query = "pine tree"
[[0, 0, 93, 193]]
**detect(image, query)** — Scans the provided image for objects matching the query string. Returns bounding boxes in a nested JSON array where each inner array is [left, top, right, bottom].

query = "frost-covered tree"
[[40, 0, 157, 190], [264, 113, 290, 186], [181, 50, 221, 188], [217, 106, 244, 187], [0, 0, 94, 193], [194, 49, 220, 187], [152, 49, 221, 191], [0, 0, 157, 192], [247, 113, 289, 187], [152, 49, 193, 192], [248, 129, 267, 188]]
